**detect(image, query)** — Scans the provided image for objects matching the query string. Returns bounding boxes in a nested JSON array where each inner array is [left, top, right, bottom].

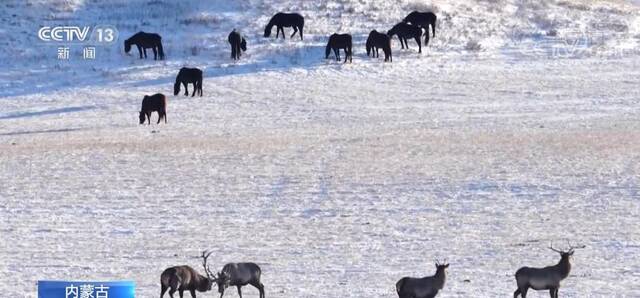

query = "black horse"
[[174, 67, 203, 97], [325, 33, 352, 63], [388, 23, 424, 53], [403, 11, 437, 40], [366, 30, 392, 62], [124, 31, 165, 60], [228, 29, 247, 60], [264, 12, 304, 40], [139, 93, 167, 125]]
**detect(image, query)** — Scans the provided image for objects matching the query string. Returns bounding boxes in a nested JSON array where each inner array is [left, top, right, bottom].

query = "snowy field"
[[2, 0, 640, 297]]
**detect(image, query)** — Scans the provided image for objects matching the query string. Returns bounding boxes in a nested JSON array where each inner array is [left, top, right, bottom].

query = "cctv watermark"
[[38, 25, 119, 60]]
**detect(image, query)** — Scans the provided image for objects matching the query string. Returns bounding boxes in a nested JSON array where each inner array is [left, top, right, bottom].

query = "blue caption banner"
[[38, 280, 135, 298]]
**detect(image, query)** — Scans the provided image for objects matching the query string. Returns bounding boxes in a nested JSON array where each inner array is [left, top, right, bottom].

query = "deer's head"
[[435, 259, 449, 274], [549, 241, 585, 261], [215, 271, 231, 294]]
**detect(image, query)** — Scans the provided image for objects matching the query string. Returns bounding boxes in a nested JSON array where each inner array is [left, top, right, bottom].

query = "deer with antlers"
[[513, 242, 585, 298], [160, 251, 217, 298], [396, 259, 449, 298]]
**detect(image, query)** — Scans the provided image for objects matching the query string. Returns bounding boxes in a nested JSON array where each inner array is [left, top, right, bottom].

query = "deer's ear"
[[444, 264, 449, 268]]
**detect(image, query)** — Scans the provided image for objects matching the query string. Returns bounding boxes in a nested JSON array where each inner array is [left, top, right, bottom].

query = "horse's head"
[[387, 24, 400, 37], [241, 37, 247, 52], [139, 111, 146, 124], [173, 82, 180, 96], [263, 26, 271, 37], [124, 39, 131, 54]]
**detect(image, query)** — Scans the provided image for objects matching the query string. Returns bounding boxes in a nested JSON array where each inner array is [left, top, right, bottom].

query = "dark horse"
[[403, 11, 437, 41], [228, 29, 247, 60], [124, 31, 165, 60], [388, 23, 424, 53], [139, 93, 167, 125], [366, 30, 392, 62], [264, 12, 304, 40], [325, 33, 352, 63], [174, 67, 203, 97]]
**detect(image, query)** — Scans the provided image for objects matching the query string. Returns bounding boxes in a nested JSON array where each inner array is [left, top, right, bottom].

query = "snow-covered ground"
[[1, 0, 640, 297]]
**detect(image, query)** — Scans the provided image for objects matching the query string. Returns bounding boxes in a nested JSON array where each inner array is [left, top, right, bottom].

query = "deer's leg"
[[189, 289, 196, 298], [250, 281, 265, 298], [513, 288, 521, 298], [168, 287, 176, 298], [521, 287, 528, 298], [178, 289, 184, 298], [236, 285, 242, 298], [161, 284, 168, 298]]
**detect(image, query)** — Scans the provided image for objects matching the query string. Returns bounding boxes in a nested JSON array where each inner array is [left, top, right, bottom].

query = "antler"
[[567, 241, 586, 252], [201, 250, 215, 280], [548, 242, 564, 253]]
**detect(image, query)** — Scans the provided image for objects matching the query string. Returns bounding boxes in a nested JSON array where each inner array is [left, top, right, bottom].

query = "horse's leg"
[[183, 82, 188, 96], [152, 47, 158, 60], [279, 27, 285, 39], [416, 36, 422, 53], [191, 83, 196, 97], [299, 26, 303, 40], [334, 48, 339, 61], [143, 47, 148, 59], [290, 27, 298, 39], [146, 112, 151, 125], [137, 45, 143, 59]]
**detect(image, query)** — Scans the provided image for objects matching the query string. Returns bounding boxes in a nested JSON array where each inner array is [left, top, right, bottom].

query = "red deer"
[[160, 251, 216, 298], [514, 242, 585, 298], [215, 262, 264, 298], [396, 260, 449, 298]]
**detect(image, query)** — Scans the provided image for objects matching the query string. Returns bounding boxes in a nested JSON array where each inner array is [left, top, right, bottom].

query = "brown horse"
[[139, 93, 167, 125]]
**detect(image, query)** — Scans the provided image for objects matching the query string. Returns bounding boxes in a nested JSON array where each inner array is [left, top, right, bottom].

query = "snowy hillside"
[[1, 0, 640, 297]]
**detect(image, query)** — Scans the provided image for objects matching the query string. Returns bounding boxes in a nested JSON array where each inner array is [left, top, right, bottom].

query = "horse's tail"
[[431, 15, 437, 37], [157, 38, 165, 60], [299, 16, 304, 40], [348, 37, 353, 62], [366, 36, 372, 56], [325, 38, 332, 59], [198, 74, 203, 96], [173, 74, 181, 96]]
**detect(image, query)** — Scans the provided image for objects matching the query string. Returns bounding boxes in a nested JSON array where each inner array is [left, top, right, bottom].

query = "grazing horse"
[[264, 12, 304, 40], [366, 30, 392, 62], [174, 67, 203, 97], [228, 29, 247, 60], [388, 23, 424, 53], [124, 31, 165, 60], [139, 93, 167, 125], [404, 11, 437, 41], [325, 33, 352, 63]]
